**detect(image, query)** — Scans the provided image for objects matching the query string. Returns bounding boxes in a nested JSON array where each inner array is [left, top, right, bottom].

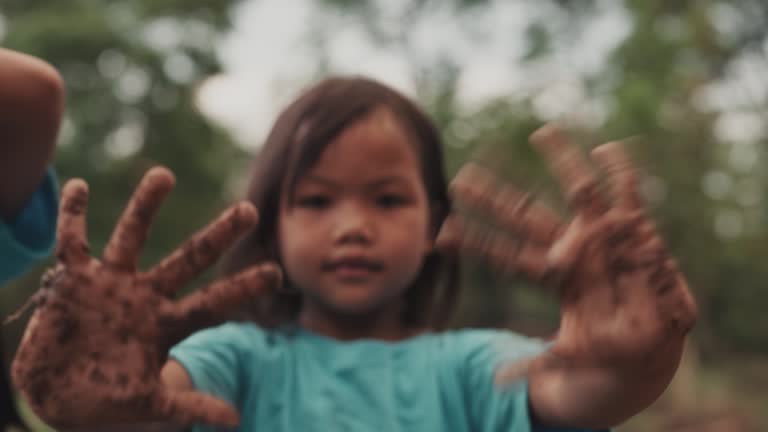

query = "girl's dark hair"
[[220, 76, 460, 330]]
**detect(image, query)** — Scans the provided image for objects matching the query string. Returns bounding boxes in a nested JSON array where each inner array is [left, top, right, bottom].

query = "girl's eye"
[[376, 194, 407, 208], [296, 195, 331, 209]]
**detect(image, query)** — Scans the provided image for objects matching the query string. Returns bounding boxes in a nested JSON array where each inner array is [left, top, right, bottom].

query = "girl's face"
[[277, 109, 433, 329]]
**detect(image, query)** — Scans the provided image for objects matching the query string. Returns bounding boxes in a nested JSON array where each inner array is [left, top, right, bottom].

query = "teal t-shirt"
[[170, 323, 602, 432], [0, 169, 57, 285]]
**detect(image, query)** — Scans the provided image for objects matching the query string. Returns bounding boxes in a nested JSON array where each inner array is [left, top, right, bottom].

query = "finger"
[[153, 388, 239, 428], [590, 141, 643, 210], [530, 124, 608, 215], [56, 179, 91, 266], [103, 167, 176, 271], [158, 263, 281, 346], [662, 274, 698, 334], [144, 201, 259, 296], [451, 163, 563, 244], [438, 215, 551, 282], [546, 216, 595, 277], [451, 163, 497, 211], [435, 213, 465, 252]]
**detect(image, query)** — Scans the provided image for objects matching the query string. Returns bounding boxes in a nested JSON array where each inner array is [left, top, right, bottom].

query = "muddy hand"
[[11, 167, 281, 429], [439, 125, 697, 374]]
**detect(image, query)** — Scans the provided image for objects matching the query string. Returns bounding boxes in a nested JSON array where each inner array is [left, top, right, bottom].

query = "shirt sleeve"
[[169, 323, 263, 404], [460, 330, 607, 432], [0, 168, 58, 284]]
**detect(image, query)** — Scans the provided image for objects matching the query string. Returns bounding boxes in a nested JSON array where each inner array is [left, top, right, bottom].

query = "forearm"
[[528, 338, 685, 429], [0, 48, 63, 220]]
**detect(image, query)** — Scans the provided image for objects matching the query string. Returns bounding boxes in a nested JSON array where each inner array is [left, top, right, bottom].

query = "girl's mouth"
[[323, 257, 383, 280]]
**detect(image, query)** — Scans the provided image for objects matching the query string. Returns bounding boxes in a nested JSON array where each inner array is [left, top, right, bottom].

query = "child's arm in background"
[[440, 125, 697, 430], [0, 48, 63, 220], [0, 47, 63, 432]]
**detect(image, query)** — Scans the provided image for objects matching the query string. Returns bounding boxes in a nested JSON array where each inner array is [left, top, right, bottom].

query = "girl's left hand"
[[438, 124, 698, 425]]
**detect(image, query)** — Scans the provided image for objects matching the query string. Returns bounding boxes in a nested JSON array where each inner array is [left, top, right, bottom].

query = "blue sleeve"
[[169, 323, 264, 403], [0, 168, 58, 285], [169, 322, 266, 432], [460, 330, 606, 432]]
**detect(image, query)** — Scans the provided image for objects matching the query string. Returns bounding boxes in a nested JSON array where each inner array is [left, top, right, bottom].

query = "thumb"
[[153, 387, 240, 428]]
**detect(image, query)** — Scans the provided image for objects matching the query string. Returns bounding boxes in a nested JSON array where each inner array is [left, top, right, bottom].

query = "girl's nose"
[[334, 204, 374, 245]]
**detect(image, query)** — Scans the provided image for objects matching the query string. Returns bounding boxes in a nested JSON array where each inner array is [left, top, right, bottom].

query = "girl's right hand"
[[11, 167, 281, 430]]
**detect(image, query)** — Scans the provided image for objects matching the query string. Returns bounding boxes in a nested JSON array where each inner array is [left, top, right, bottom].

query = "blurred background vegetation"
[[1, 0, 767, 430]]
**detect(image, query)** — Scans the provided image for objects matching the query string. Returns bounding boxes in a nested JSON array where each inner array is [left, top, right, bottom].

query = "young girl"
[[13, 77, 697, 432]]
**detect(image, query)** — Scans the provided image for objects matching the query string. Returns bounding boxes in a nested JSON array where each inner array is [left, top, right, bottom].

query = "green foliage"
[[0, 0, 247, 321]]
